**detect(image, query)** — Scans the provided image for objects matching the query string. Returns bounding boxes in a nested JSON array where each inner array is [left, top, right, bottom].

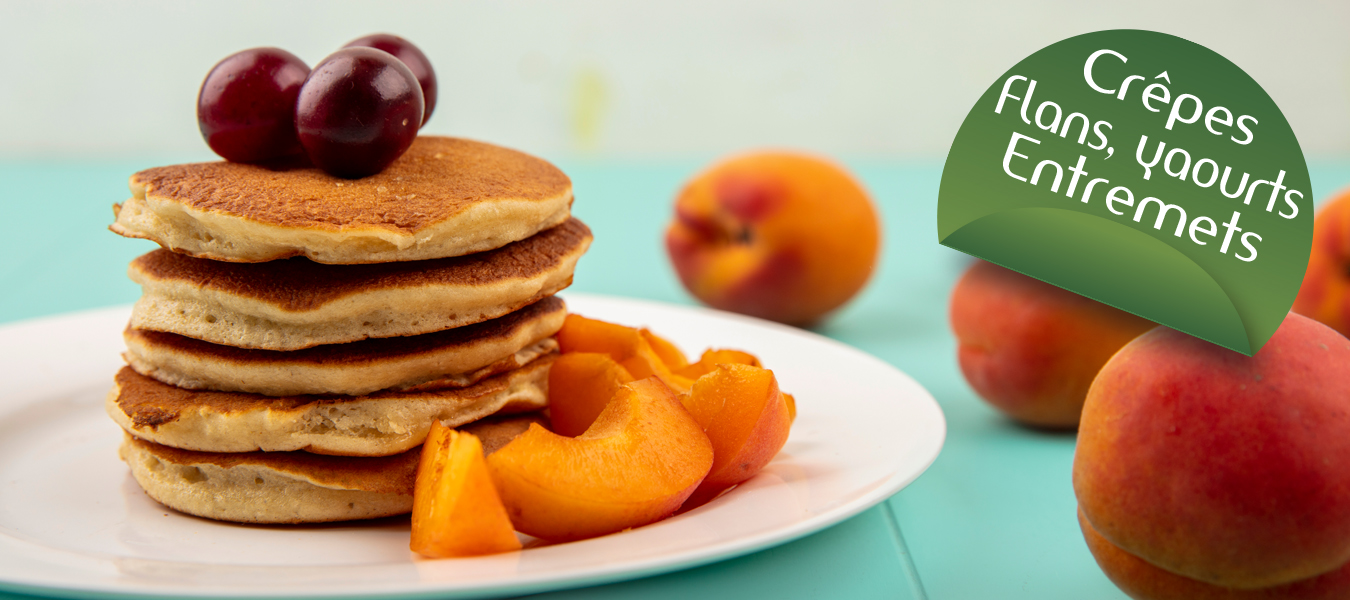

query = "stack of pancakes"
[[106, 137, 590, 524]]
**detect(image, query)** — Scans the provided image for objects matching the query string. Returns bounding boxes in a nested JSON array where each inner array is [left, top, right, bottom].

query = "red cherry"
[[343, 34, 437, 126], [197, 48, 309, 163], [296, 48, 424, 179]]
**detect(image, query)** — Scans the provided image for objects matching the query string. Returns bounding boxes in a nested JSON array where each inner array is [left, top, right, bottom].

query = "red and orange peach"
[[1074, 312, 1350, 595], [666, 152, 880, 325], [1293, 188, 1350, 336], [1080, 509, 1350, 600], [950, 260, 1154, 428]]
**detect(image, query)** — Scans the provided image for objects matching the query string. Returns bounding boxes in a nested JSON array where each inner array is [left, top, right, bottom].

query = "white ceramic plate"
[[0, 293, 945, 599]]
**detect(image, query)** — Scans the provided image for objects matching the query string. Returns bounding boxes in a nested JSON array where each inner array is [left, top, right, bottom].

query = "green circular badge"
[[938, 29, 1311, 355]]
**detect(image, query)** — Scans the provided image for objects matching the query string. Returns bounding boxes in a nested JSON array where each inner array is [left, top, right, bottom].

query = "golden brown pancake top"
[[125, 296, 564, 366], [125, 435, 418, 495], [129, 137, 571, 233], [112, 355, 556, 428], [130, 218, 590, 312]]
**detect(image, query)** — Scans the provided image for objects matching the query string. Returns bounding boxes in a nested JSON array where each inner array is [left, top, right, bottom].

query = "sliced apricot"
[[682, 364, 791, 506], [548, 352, 634, 437], [487, 378, 714, 541], [411, 423, 521, 558], [619, 337, 694, 393], [783, 392, 797, 424], [676, 348, 763, 379], [460, 413, 550, 455], [557, 314, 692, 392], [641, 329, 689, 370], [556, 314, 640, 357]]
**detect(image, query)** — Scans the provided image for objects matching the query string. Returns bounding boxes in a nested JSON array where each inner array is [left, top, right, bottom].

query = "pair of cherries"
[[197, 34, 437, 178]]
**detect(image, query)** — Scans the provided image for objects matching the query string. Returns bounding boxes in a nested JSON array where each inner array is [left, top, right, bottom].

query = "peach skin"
[[1293, 188, 1350, 336], [411, 423, 521, 558], [641, 329, 689, 371], [1075, 313, 1350, 590], [486, 378, 714, 542], [681, 364, 791, 506], [950, 260, 1154, 428], [666, 152, 880, 325], [1079, 509, 1350, 600]]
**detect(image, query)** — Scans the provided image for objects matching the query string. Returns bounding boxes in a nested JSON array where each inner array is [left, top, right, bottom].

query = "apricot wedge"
[[411, 422, 521, 558], [619, 339, 694, 393], [557, 314, 693, 392], [682, 364, 792, 506], [548, 352, 634, 437], [487, 378, 714, 541], [641, 329, 689, 371], [557, 313, 640, 357], [676, 348, 762, 379]]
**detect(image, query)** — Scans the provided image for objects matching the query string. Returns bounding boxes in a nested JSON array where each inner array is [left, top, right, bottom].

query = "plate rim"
[[0, 293, 947, 599]]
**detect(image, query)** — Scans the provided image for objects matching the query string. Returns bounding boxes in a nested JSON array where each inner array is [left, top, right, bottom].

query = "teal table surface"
[[2, 158, 1349, 600]]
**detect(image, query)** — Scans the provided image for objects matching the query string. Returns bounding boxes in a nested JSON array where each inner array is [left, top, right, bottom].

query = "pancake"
[[110, 136, 573, 264], [127, 218, 590, 351], [460, 412, 551, 456], [120, 435, 417, 524], [123, 296, 565, 396], [107, 354, 553, 457]]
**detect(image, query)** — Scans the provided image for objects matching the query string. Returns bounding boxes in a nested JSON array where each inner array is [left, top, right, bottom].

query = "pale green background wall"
[[0, 0, 1346, 160]]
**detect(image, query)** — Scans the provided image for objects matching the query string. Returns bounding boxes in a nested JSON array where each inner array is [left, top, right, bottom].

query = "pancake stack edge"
[[106, 136, 591, 524]]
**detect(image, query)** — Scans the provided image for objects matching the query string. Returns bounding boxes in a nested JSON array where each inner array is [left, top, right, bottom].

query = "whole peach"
[[1079, 509, 1350, 600], [949, 261, 1154, 428], [1293, 188, 1350, 336], [1074, 313, 1350, 591], [665, 152, 880, 325]]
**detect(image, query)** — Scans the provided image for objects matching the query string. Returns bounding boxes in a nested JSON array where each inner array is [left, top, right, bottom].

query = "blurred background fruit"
[[1293, 188, 1350, 336], [949, 260, 1154, 428], [666, 152, 880, 326]]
